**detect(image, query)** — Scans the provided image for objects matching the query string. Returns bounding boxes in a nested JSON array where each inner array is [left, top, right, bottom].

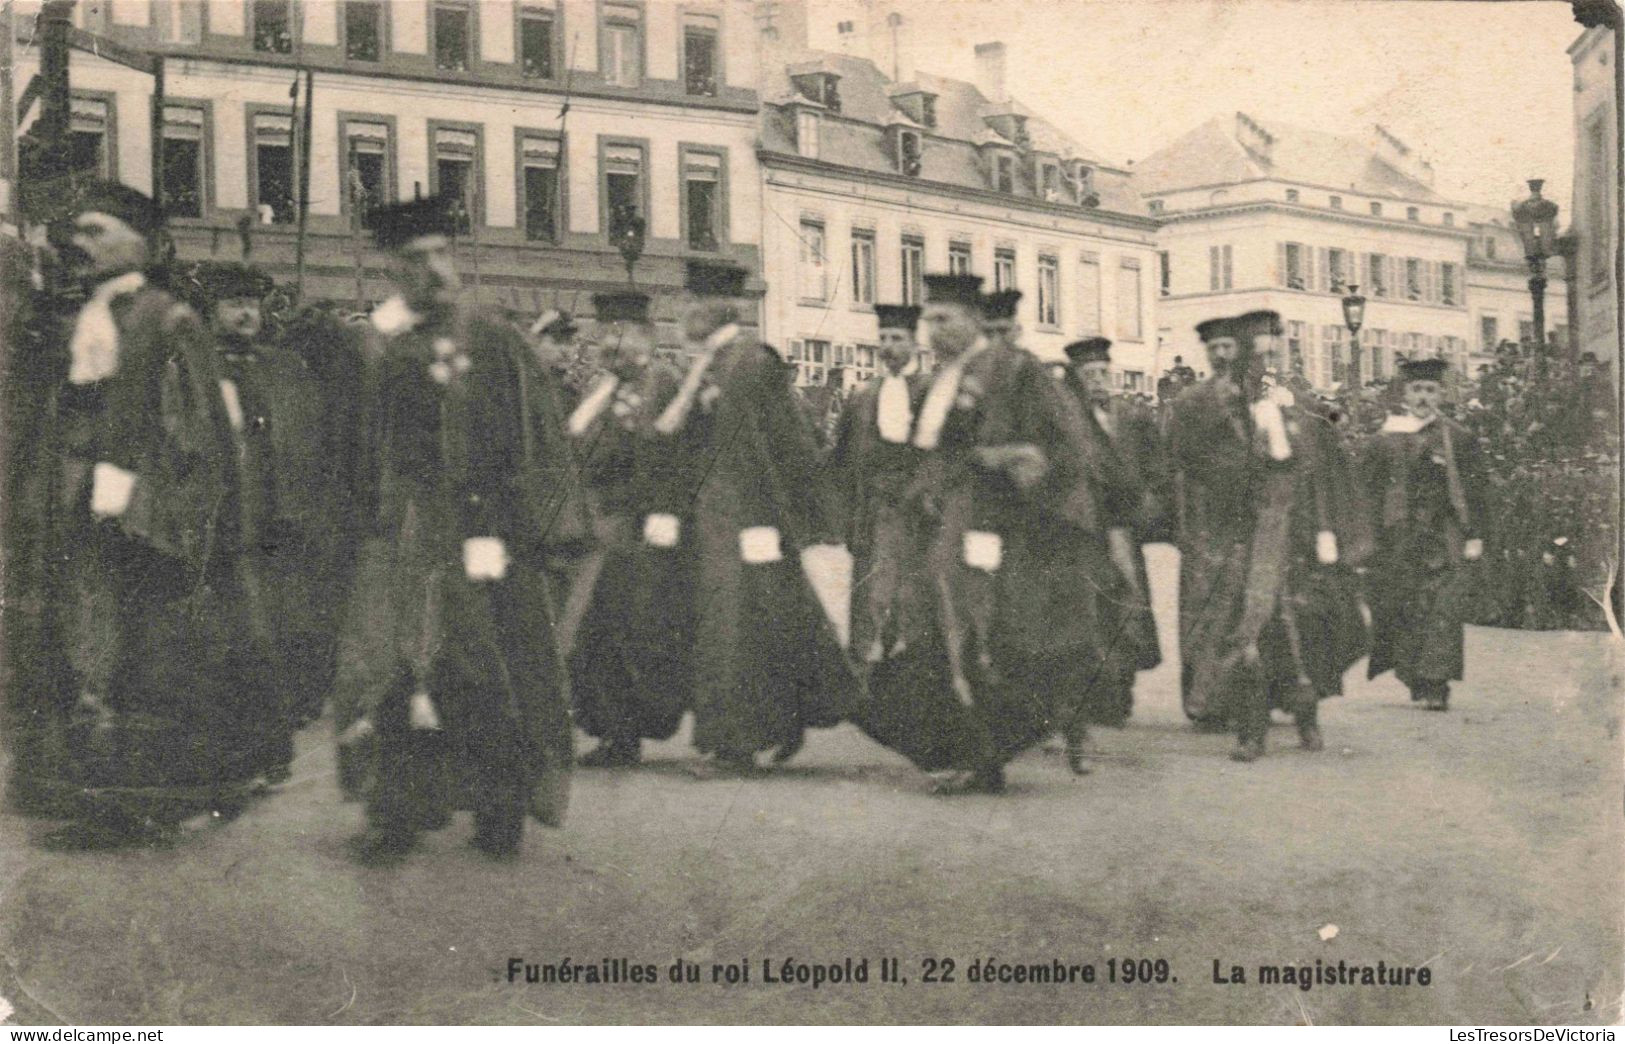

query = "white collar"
[[1379, 412, 1437, 435], [370, 295, 424, 336]]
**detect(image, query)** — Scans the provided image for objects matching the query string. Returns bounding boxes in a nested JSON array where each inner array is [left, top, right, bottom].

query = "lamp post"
[[1511, 178, 1559, 356], [1341, 283, 1366, 392]]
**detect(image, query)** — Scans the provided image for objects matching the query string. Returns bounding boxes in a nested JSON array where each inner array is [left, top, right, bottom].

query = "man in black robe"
[[335, 194, 589, 864], [1170, 311, 1370, 760], [861, 275, 1134, 792], [658, 261, 852, 775], [565, 291, 695, 767], [14, 182, 267, 845], [195, 261, 346, 780], [1060, 337, 1163, 730], [827, 304, 928, 672], [1363, 356, 1488, 711]]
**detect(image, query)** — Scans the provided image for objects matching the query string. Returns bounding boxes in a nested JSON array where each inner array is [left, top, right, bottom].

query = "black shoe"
[[578, 739, 640, 768], [469, 831, 521, 861], [1192, 717, 1230, 734], [39, 817, 177, 851], [1064, 741, 1092, 776], [1297, 722, 1325, 751], [688, 751, 760, 779], [770, 731, 806, 765], [348, 826, 416, 867], [974, 765, 1007, 793]]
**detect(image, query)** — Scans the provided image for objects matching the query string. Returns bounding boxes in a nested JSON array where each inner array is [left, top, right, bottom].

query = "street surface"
[[1, 547, 1620, 1025]]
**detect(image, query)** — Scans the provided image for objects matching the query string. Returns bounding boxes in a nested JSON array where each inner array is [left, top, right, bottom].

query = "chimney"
[[758, 0, 810, 55], [974, 41, 1007, 103]]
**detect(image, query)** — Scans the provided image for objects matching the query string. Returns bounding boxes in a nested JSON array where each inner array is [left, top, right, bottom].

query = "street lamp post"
[[1341, 283, 1366, 393], [1511, 178, 1559, 356]]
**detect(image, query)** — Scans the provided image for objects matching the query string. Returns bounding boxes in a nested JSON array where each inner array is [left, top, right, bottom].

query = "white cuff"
[[90, 462, 137, 518], [643, 512, 680, 548], [963, 529, 1003, 572], [740, 525, 783, 564], [463, 537, 509, 581]]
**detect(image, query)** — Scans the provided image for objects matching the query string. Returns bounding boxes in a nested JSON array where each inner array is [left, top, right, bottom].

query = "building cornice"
[[1141, 174, 1469, 212], [759, 150, 1158, 234], [1156, 200, 1477, 240]]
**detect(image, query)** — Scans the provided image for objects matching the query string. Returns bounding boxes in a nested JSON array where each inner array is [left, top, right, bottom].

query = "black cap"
[[922, 273, 983, 308], [592, 292, 651, 325], [981, 289, 1022, 321], [71, 180, 163, 238], [685, 260, 748, 298], [370, 192, 460, 250], [193, 261, 273, 303], [1233, 310, 1282, 339], [1399, 357, 1448, 383], [1195, 317, 1236, 342], [874, 303, 921, 332], [1064, 337, 1112, 364]]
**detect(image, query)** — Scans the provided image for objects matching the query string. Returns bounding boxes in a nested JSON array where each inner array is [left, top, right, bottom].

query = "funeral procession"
[[0, 0, 1619, 1028]]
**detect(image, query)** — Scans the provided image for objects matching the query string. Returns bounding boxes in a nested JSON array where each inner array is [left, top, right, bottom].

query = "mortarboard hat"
[[1233, 310, 1282, 339], [874, 303, 921, 332], [530, 308, 580, 339], [71, 179, 163, 238], [981, 289, 1022, 321], [1398, 357, 1448, 383], [193, 261, 274, 303], [1195, 316, 1236, 343], [922, 273, 984, 308], [370, 192, 460, 251], [1064, 337, 1112, 364], [685, 260, 748, 298], [592, 292, 651, 325]]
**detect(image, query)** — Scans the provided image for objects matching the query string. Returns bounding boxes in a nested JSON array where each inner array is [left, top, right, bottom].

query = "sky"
[[810, 0, 1585, 214]]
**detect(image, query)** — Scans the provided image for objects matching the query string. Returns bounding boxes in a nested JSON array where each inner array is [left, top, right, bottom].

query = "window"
[[433, 2, 472, 71], [1328, 248, 1349, 292], [161, 103, 205, 219], [1329, 195, 1342, 210], [897, 131, 921, 177], [520, 6, 556, 79], [1078, 253, 1101, 335], [683, 13, 719, 96], [1485, 236, 1497, 260], [798, 220, 827, 301], [901, 235, 924, 306], [518, 134, 561, 242], [788, 340, 829, 386], [1443, 212, 1454, 227], [1037, 255, 1059, 326], [1286, 320, 1305, 375], [69, 96, 112, 178], [919, 96, 936, 128], [1406, 206, 1419, 222], [345, 2, 382, 61], [1323, 325, 1347, 384], [1147, 199, 1164, 214], [1209, 244, 1233, 291], [1284, 242, 1305, 289], [1370, 201, 1383, 217], [1440, 263, 1458, 306], [854, 345, 877, 378], [432, 126, 479, 233], [604, 142, 644, 242], [1041, 163, 1061, 202], [1480, 316, 1499, 352], [253, 0, 293, 54], [1285, 188, 1299, 203], [158, 1, 203, 43], [344, 120, 391, 229], [1075, 164, 1095, 200], [948, 241, 971, 276], [1518, 318, 1535, 344], [1405, 258, 1422, 300], [1158, 250, 1170, 297], [993, 247, 1015, 292], [251, 112, 294, 224], [1368, 253, 1388, 297], [793, 73, 840, 111], [602, 2, 642, 87], [1117, 260, 1143, 341], [796, 111, 819, 159], [1368, 330, 1386, 379], [679, 150, 723, 251], [995, 154, 1015, 194], [850, 229, 875, 306]]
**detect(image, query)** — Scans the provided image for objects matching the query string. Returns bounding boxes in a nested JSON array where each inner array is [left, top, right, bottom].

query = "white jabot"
[[67, 272, 146, 385], [912, 339, 988, 451], [1378, 412, 1435, 435], [567, 373, 620, 436], [1249, 396, 1293, 461], [218, 378, 245, 432], [876, 373, 912, 444], [369, 294, 423, 336]]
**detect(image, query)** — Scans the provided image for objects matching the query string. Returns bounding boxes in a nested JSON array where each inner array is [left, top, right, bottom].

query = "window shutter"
[[1276, 242, 1286, 287], [1209, 246, 1219, 292], [1317, 247, 1329, 292], [1304, 243, 1316, 291]]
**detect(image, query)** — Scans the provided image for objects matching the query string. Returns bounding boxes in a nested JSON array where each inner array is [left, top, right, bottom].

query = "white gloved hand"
[[408, 690, 441, 731], [1463, 538, 1483, 562], [463, 537, 509, 580], [90, 462, 137, 518], [1316, 530, 1339, 565]]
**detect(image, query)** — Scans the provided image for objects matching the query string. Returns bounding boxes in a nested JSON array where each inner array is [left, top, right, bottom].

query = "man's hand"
[[1463, 538, 1483, 562], [90, 462, 136, 519], [973, 443, 1048, 489]]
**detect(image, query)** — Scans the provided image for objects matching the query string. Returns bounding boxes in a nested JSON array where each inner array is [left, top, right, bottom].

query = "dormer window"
[[889, 85, 938, 129], [796, 110, 820, 160], [1074, 163, 1098, 206], [897, 130, 922, 177], [1040, 162, 1061, 202], [792, 72, 841, 113], [920, 95, 936, 128], [1147, 199, 1164, 214], [995, 154, 1016, 194]]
